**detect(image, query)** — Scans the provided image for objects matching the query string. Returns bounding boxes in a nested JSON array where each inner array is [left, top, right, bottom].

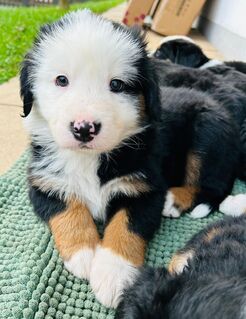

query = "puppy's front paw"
[[162, 191, 181, 218], [219, 194, 246, 216], [64, 247, 95, 280], [189, 204, 211, 219], [90, 246, 139, 308]]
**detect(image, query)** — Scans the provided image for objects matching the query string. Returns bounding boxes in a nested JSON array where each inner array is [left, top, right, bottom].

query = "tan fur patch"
[[120, 175, 150, 195], [49, 200, 100, 260], [185, 152, 201, 186], [29, 175, 54, 192], [102, 210, 146, 266], [138, 94, 146, 119], [168, 250, 194, 275], [170, 186, 199, 211], [204, 227, 221, 242]]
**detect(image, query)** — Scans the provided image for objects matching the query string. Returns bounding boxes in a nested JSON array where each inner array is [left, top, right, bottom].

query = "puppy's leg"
[[164, 108, 240, 219], [163, 186, 200, 218], [90, 209, 146, 308], [163, 152, 202, 218], [90, 191, 163, 308], [168, 250, 194, 275], [49, 200, 100, 280]]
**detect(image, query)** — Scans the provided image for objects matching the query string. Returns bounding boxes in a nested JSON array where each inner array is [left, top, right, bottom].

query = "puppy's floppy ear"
[[142, 58, 162, 122], [20, 56, 34, 117], [154, 40, 209, 68]]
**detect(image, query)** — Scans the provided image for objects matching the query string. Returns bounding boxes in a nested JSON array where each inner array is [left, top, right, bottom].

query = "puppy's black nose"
[[70, 120, 101, 143]]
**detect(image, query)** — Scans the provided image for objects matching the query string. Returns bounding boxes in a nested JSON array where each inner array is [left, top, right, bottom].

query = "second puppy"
[[117, 203, 246, 319]]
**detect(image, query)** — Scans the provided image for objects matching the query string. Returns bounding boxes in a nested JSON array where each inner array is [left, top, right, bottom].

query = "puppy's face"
[[21, 10, 159, 153]]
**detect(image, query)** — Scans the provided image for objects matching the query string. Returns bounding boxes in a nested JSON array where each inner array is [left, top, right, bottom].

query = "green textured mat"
[[0, 151, 245, 319]]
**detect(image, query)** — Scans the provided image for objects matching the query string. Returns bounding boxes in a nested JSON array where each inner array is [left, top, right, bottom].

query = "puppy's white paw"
[[219, 194, 246, 216], [90, 246, 139, 308], [162, 191, 181, 218], [189, 204, 211, 219], [64, 247, 94, 280]]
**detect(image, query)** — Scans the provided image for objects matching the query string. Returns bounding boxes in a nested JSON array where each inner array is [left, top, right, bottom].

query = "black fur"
[[154, 37, 246, 75], [20, 55, 34, 117], [153, 39, 246, 74], [159, 86, 240, 206], [29, 186, 66, 222], [116, 215, 246, 319], [152, 56, 246, 182], [154, 39, 209, 68]]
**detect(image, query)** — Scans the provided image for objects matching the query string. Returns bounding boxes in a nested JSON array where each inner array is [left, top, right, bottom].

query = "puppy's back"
[[116, 215, 246, 319]]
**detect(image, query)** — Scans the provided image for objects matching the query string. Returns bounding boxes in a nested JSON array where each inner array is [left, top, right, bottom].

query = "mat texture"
[[0, 151, 245, 319]]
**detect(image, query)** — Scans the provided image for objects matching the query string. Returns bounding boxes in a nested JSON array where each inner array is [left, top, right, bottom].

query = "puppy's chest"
[[68, 165, 143, 221], [58, 157, 115, 221], [33, 151, 142, 221]]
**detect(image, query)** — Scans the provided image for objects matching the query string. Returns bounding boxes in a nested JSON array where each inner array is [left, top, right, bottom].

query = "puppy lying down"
[[20, 10, 246, 308], [116, 205, 246, 319]]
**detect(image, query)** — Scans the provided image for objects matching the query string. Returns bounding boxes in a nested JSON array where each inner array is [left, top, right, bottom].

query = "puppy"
[[152, 43, 246, 189], [153, 35, 246, 73], [20, 10, 245, 307], [116, 205, 246, 319]]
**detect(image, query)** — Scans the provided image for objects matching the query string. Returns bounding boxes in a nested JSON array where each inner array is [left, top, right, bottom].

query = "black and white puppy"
[[116, 208, 246, 319], [20, 11, 245, 307], [154, 35, 246, 73]]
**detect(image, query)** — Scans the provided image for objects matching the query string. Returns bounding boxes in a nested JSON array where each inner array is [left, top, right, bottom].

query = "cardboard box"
[[122, 0, 155, 26], [151, 0, 206, 35]]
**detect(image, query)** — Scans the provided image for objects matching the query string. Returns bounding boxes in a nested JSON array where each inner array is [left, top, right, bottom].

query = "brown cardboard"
[[122, 0, 155, 26], [151, 0, 206, 35]]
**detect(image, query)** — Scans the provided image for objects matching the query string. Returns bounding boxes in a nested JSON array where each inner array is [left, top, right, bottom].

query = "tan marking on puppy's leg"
[[168, 250, 194, 275], [103, 209, 146, 266], [90, 209, 146, 308], [170, 186, 199, 212], [49, 200, 100, 260], [185, 152, 201, 186]]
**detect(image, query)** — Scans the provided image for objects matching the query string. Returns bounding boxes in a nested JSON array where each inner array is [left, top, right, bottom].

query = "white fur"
[[200, 59, 223, 69], [189, 204, 211, 219], [26, 9, 144, 153], [90, 246, 139, 308], [26, 121, 146, 221], [219, 194, 246, 216], [160, 35, 195, 45], [64, 247, 94, 280], [162, 191, 181, 218]]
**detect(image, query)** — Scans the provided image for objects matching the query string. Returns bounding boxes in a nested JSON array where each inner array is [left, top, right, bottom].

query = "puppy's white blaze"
[[64, 247, 94, 280], [90, 246, 139, 308], [200, 59, 223, 69], [219, 194, 246, 216], [160, 35, 195, 45], [162, 191, 181, 218], [189, 204, 211, 219], [26, 119, 146, 221]]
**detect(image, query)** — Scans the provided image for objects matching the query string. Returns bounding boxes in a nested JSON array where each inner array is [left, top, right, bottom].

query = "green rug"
[[0, 151, 245, 319]]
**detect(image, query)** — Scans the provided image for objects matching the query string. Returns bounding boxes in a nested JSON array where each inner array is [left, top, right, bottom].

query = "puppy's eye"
[[55, 75, 69, 87], [110, 79, 125, 93]]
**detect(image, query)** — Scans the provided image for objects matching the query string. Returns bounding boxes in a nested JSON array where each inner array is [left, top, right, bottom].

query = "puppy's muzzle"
[[70, 120, 101, 143]]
